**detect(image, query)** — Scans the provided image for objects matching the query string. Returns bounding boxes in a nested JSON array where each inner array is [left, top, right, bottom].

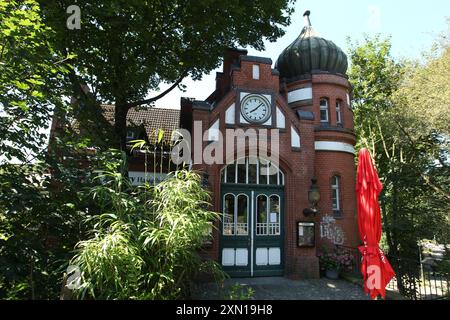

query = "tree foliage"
[[393, 30, 450, 139], [71, 167, 222, 300], [0, 0, 82, 299], [38, 0, 296, 147], [0, 0, 71, 163], [347, 33, 450, 262]]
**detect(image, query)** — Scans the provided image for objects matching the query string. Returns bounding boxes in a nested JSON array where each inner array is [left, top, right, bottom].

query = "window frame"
[[222, 193, 236, 236], [336, 100, 343, 125], [221, 157, 284, 186], [222, 193, 249, 236], [320, 98, 329, 123], [331, 175, 342, 217]]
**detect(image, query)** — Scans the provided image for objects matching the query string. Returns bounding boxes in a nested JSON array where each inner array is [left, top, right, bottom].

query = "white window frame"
[[291, 126, 301, 149], [336, 100, 342, 125], [331, 176, 341, 211], [223, 193, 236, 236], [256, 194, 281, 236], [235, 193, 249, 235], [252, 64, 260, 80], [222, 193, 249, 236], [320, 98, 329, 123], [221, 157, 284, 186]]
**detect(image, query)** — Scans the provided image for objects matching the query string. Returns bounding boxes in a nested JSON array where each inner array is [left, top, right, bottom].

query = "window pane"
[[279, 171, 284, 185], [269, 195, 280, 235], [236, 195, 248, 235], [336, 102, 342, 123], [223, 194, 235, 235], [237, 162, 246, 183], [269, 196, 280, 222], [248, 162, 257, 184], [269, 167, 278, 185], [333, 202, 339, 210], [332, 186, 339, 210], [320, 109, 328, 121], [226, 163, 235, 183], [320, 99, 328, 107], [332, 176, 338, 186], [256, 195, 268, 235], [259, 159, 268, 184]]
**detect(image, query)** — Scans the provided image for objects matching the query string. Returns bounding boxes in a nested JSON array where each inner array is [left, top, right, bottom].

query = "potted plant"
[[318, 247, 354, 279]]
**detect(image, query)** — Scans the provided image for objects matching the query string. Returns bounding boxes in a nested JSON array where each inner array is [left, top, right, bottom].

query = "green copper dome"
[[275, 11, 348, 82]]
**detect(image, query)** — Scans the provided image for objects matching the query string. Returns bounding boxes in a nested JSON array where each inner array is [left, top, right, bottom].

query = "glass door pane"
[[269, 195, 280, 235], [236, 194, 248, 235], [256, 194, 268, 235], [223, 194, 235, 235]]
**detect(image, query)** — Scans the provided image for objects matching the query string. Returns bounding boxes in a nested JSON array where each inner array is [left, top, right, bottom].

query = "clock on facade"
[[240, 94, 271, 124]]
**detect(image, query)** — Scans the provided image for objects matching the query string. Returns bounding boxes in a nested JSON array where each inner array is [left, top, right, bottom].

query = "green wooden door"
[[220, 185, 284, 277], [253, 188, 284, 276]]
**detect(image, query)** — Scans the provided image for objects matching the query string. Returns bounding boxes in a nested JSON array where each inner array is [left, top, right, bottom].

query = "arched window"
[[336, 100, 343, 125], [256, 194, 281, 235], [223, 193, 249, 236], [320, 98, 329, 123], [220, 157, 284, 186], [331, 175, 341, 216]]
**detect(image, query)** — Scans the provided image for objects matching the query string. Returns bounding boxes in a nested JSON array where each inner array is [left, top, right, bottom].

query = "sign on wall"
[[128, 171, 168, 186]]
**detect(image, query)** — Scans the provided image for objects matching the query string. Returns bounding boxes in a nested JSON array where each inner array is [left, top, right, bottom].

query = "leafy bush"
[[0, 162, 87, 299], [70, 167, 224, 299], [227, 283, 255, 300]]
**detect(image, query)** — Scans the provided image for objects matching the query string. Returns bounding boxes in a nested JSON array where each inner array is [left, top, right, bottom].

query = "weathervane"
[[303, 10, 311, 27]]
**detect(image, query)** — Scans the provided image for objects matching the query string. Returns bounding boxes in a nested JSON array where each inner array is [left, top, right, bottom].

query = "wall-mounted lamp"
[[303, 177, 320, 217]]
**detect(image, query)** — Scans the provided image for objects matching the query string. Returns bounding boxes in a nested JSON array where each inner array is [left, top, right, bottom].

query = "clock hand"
[[250, 103, 263, 113]]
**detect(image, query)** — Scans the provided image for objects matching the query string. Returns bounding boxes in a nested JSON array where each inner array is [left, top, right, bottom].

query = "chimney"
[[215, 48, 248, 102]]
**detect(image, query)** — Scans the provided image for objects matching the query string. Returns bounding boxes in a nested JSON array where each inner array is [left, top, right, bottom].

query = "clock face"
[[240, 94, 271, 124]]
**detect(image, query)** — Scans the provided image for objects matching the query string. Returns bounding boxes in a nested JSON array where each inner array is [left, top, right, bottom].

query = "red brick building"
[[175, 11, 359, 278]]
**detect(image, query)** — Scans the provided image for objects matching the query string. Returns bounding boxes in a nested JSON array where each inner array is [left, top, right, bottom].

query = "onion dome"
[[275, 11, 348, 82]]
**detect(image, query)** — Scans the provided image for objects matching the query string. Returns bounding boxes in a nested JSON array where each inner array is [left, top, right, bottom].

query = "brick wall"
[[183, 54, 358, 279]]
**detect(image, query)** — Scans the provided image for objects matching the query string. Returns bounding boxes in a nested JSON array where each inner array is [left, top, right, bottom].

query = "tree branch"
[[123, 74, 187, 109]]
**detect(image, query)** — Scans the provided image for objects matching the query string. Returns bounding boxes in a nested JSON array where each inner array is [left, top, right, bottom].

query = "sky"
[[151, 0, 450, 110]]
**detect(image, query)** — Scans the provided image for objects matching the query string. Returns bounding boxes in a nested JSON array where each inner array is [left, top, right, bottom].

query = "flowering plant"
[[318, 247, 354, 272]]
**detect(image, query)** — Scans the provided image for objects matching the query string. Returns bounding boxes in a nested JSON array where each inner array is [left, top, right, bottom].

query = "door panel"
[[253, 190, 283, 276], [220, 186, 284, 277]]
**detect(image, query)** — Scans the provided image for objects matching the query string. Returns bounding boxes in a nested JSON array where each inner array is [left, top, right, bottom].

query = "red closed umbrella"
[[356, 148, 395, 300]]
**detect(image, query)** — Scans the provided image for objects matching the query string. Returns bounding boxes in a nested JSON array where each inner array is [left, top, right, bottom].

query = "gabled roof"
[[100, 105, 180, 144]]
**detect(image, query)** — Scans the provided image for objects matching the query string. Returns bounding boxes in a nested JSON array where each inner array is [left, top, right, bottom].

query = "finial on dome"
[[303, 10, 311, 27]]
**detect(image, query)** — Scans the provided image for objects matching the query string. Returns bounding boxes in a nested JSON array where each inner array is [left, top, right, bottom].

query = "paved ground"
[[192, 277, 370, 300]]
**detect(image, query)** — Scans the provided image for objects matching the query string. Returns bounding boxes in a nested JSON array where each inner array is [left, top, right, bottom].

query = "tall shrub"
[[70, 166, 223, 299]]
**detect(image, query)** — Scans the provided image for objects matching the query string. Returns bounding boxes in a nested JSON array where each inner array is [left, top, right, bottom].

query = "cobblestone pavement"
[[192, 277, 370, 300]]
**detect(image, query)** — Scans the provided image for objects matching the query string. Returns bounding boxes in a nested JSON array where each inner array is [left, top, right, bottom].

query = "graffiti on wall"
[[320, 214, 345, 245]]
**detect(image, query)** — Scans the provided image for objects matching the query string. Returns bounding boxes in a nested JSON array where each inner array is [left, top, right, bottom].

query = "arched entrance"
[[219, 157, 285, 277]]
